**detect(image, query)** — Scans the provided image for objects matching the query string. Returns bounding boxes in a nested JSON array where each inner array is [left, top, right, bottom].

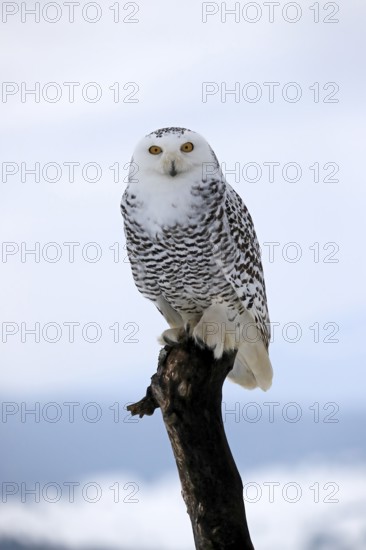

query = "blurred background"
[[0, 1, 365, 548]]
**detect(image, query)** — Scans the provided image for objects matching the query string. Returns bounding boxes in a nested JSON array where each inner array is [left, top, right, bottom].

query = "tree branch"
[[127, 340, 254, 550]]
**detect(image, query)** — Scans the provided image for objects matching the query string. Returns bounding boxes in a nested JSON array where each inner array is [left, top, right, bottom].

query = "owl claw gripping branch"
[[121, 127, 273, 391]]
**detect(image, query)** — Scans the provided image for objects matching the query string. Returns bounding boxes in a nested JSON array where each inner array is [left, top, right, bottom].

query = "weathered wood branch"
[[127, 340, 254, 550]]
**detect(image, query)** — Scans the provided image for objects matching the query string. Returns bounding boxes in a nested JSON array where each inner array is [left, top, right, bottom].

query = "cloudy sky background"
[[1, 0, 365, 548]]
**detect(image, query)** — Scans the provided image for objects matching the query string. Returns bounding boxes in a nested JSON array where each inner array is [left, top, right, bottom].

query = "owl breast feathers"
[[121, 127, 273, 391]]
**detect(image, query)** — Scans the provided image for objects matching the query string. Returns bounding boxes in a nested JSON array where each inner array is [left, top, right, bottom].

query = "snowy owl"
[[121, 127, 273, 391]]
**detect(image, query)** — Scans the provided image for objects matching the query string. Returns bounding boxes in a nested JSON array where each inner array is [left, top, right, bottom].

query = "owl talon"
[[162, 335, 177, 346], [194, 335, 208, 350], [192, 304, 236, 360], [194, 335, 204, 347], [184, 317, 201, 337], [159, 327, 186, 346]]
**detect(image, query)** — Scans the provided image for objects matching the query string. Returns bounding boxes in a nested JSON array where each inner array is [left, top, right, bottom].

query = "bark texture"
[[128, 340, 254, 550]]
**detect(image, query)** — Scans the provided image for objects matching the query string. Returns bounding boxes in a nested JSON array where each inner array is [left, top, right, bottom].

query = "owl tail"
[[228, 340, 273, 391]]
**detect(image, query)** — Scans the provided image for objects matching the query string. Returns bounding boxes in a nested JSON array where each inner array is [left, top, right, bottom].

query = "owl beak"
[[169, 161, 177, 177]]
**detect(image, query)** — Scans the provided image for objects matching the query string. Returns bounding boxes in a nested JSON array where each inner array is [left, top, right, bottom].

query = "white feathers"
[[231, 341, 273, 391], [121, 127, 273, 391], [192, 303, 273, 391], [125, 129, 218, 235]]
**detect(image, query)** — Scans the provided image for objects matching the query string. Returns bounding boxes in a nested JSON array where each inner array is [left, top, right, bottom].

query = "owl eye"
[[149, 145, 162, 155], [180, 142, 194, 153]]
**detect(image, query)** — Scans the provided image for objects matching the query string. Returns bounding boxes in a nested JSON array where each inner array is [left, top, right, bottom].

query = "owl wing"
[[210, 183, 270, 349], [121, 190, 160, 299]]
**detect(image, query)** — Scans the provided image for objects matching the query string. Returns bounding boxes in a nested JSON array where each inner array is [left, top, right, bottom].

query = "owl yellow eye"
[[180, 142, 194, 153], [149, 145, 162, 155]]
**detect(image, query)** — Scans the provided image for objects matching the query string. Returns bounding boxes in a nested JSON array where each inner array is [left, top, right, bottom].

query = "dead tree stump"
[[128, 339, 254, 550]]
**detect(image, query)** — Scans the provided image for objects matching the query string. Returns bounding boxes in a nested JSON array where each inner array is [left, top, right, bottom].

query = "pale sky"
[[1, 2, 366, 548], [1, 1, 365, 407]]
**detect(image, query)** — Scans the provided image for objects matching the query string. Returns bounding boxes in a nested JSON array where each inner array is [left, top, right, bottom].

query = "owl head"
[[130, 127, 220, 182]]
